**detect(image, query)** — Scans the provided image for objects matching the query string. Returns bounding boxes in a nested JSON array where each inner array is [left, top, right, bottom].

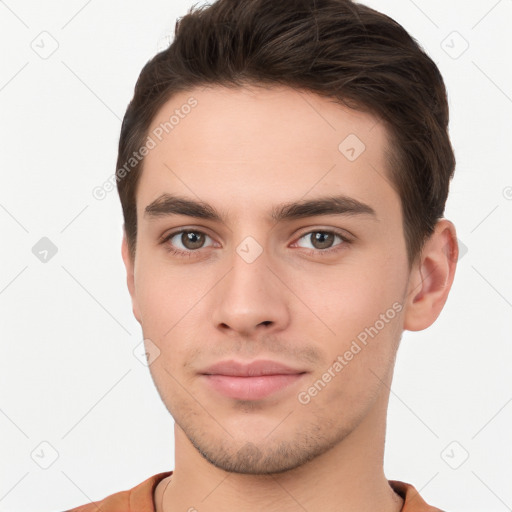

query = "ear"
[[403, 219, 458, 331], [121, 230, 142, 325]]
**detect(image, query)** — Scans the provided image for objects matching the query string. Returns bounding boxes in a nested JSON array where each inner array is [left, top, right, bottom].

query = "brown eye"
[[294, 230, 348, 254], [180, 231, 206, 250], [163, 230, 214, 254], [309, 232, 336, 250]]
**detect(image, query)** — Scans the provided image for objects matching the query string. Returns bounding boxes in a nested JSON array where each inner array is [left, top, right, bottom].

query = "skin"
[[121, 84, 458, 512]]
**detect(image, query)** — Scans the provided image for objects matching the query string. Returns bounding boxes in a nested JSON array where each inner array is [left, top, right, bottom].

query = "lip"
[[199, 359, 307, 400], [201, 359, 305, 377]]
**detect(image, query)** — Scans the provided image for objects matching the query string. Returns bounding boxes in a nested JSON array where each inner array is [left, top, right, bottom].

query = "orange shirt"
[[65, 471, 444, 512]]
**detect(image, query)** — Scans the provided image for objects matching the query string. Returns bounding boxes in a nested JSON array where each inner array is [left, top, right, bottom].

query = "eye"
[[161, 228, 351, 259], [161, 229, 215, 256], [293, 229, 350, 254]]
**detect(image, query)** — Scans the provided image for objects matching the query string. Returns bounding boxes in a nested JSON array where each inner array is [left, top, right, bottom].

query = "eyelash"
[[160, 228, 352, 259]]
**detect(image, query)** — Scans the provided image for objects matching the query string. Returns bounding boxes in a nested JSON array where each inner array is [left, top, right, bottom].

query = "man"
[[66, 0, 457, 510]]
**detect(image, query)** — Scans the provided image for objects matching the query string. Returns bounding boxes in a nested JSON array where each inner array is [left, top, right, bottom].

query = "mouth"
[[199, 359, 308, 400]]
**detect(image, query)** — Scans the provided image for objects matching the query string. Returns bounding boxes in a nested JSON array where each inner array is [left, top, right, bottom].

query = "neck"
[[157, 390, 403, 512]]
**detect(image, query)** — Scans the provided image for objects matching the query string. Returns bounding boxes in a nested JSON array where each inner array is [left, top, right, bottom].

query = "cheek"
[[295, 255, 406, 342], [134, 250, 203, 331], [297, 273, 404, 414], [133, 260, 217, 376], [293, 255, 407, 405], [135, 274, 175, 333]]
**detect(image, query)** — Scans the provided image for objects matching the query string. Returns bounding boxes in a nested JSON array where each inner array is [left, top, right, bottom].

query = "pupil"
[[183, 231, 204, 249], [313, 232, 333, 249]]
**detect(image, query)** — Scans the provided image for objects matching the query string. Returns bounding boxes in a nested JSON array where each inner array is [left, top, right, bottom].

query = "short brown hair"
[[117, 0, 455, 264]]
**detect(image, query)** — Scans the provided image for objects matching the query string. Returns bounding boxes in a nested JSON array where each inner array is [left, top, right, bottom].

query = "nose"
[[210, 244, 291, 338]]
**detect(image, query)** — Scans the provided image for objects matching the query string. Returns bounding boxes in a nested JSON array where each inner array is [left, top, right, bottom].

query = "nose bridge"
[[224, 221, 273, 287], [226, 234, 275, 302], [210, 231, 290, 334]]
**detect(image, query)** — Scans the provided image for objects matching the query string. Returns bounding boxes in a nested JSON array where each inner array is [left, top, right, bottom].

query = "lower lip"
[[202, 374, 305, 400]]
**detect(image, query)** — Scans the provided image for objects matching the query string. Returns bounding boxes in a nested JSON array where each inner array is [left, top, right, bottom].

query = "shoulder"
[[389, 480, 445, 512], [64, 471, 173, 512]]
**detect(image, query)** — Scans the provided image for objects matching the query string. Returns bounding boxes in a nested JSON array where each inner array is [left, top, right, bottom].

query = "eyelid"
[[290, 228, 351, 253], [161, 228, 217, 248], [292, 226, 354, 244], [160, 225, 216, 242]]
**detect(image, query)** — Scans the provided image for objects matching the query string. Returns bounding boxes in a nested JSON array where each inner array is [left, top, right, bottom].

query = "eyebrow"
[[144, 193, 377, 223]]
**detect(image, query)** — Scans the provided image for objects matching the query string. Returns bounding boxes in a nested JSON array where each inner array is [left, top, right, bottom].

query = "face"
[[124, 85, 412, 474]]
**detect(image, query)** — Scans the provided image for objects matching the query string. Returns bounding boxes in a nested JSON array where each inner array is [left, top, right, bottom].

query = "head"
[[119, 0, 458, 474]]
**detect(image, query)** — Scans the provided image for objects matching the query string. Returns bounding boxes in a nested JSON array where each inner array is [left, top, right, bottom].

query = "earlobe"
[[403, 219, 458, 332], [121, 231, 142, 325]]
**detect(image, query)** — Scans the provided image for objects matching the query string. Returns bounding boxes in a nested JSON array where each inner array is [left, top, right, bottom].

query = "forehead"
[[147, 84, 388, 162], [137, 84, 397, 220]]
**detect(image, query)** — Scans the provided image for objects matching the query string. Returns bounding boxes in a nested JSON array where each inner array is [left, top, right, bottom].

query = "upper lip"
[[200, 360, 306, 377]]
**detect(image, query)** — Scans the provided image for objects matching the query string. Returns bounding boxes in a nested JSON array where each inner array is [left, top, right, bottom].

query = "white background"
[[0, 1, 511, 511]]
